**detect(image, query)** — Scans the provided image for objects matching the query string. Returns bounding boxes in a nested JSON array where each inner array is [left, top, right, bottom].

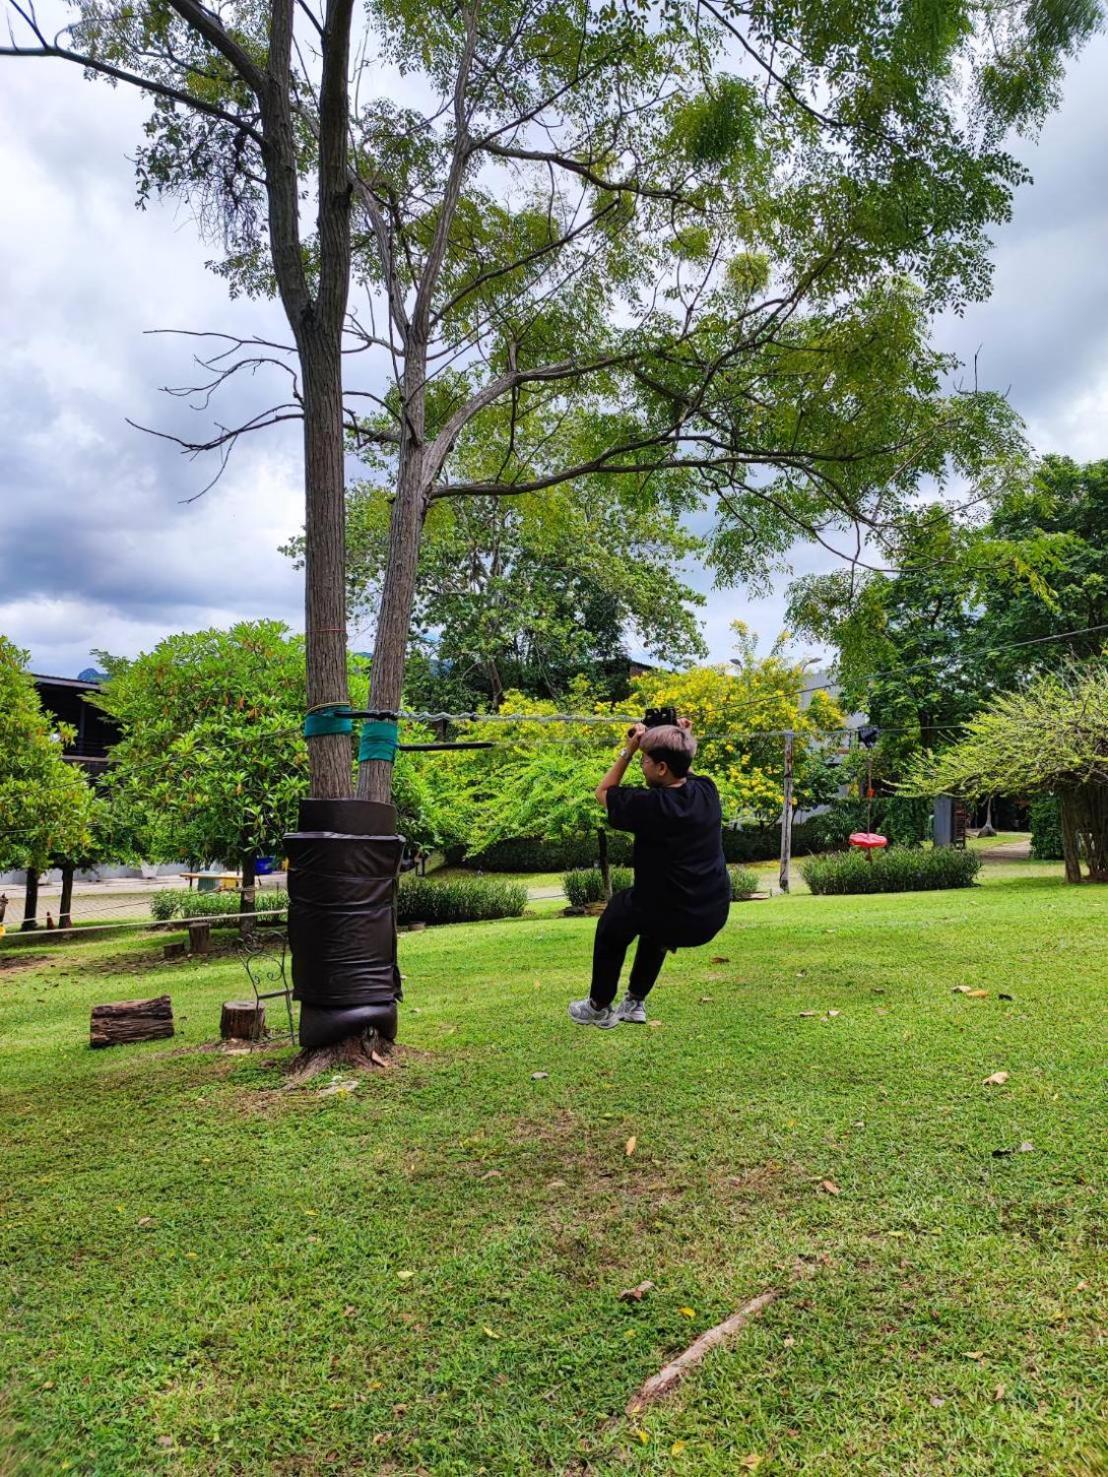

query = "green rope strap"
[[358, 719, 399, 763], [303, 704, 353, 737]]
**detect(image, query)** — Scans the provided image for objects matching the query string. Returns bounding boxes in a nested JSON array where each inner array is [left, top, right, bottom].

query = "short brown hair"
[[639, 724, 697, 777]]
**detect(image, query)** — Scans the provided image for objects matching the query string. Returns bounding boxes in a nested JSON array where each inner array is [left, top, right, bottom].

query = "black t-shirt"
[[605, 774, 731, 944]]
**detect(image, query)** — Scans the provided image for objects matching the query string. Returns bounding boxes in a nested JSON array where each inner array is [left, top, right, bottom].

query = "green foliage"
[[396, 874, 527, 925], [788, 457, 1108, 781], [91, 623, 357, 871], [808, 796, 932, 851], [285, 447, 708, 711], [0, 636, 95, 874], [721, 821, 823, 862], [729, 865, 760, 900], [150, 889, 288, 921], [901, 662, 1108, 798], [803, 847, 981, 895], [1030, 795, 1065, 861], [562, 867, 633, 908], [395, 635, 846, 860], [469, 834, 632, 872]]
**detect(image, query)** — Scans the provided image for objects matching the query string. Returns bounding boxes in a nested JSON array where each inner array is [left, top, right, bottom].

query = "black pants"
[[590, 888, 672, 1007]]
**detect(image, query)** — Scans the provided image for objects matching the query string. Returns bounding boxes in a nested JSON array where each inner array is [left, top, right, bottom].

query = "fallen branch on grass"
[[625, 1289, 779, 1414]]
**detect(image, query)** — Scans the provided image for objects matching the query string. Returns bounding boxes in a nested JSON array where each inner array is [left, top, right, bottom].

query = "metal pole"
[[779, 729, 795, 894]]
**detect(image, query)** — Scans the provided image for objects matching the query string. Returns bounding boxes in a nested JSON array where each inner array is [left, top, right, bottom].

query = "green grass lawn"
[[2, 864, 1106, 1475]]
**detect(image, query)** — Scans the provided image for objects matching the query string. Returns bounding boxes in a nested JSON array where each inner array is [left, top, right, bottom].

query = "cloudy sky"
[[2, 33, 1108, 678]]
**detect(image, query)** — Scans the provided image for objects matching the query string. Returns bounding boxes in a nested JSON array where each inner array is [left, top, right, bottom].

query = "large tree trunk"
[[1068, 783, 1108, 882], [302, 337, 354, 800], [357, 359, 428, 804], [20, 869, 39, 931], [58, 862, 75, 930], [1060, 790, 1085, 884]]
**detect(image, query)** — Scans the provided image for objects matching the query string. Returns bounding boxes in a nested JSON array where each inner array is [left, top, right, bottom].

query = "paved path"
[[978, 840, 1032, 860]]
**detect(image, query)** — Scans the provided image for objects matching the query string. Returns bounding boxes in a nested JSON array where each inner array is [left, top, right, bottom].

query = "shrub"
[[1030, 795, 1064, 860], [468, 833, 632, 872], [397, 874, 527, 925], [806, 796, 931, 852], [722, 821, 823, 863], [562, 866, 634, 908], [802, 847, 981, 895], [150, 888, 288, 920], [730, 865, 760, 899]]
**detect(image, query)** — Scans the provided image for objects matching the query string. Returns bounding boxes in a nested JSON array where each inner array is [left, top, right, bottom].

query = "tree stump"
[[163, 941, 187, 959], [90, 996, 174, 1049], [188, 921, 211, 955], [220, 1000, 265, 1041]]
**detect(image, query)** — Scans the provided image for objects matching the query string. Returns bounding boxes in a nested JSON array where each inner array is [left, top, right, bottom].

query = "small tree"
[[92, 623, 352, 912], [901, 663, 1108, 883], [0, 637, 95, 929]]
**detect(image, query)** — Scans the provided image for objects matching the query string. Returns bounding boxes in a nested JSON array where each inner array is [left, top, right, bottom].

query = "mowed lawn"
[[1, 864, 1106, 1476]]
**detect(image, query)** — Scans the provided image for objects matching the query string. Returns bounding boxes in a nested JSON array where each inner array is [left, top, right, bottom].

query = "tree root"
[[625, 1289, 779, 1415], [285, 1030, 394, 1086]]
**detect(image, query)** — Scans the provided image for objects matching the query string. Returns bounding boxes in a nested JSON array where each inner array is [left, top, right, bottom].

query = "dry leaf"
[[648, 1020, 663, 1029], [636, 1429, 649, 1445], [396, 1270, 414, 1282], [993, 1384, 1006, 1402], [782, 1335, 796, 1348], [999, 992, 1014, 1001], [699, 995, 714, 1003], [678, 1306, 696, 1319], [983, 1072, 1009, 1086], [952, 986, 973, 994], [530, 1072, 549, 1080], [625, 1136, 637, 1156], [929, 1395, 946, 1408], [1018, 1141, 1035, 1153], [820, 1180, 842, 1195], [482, 1326, 501, 1339], [962, 1351, 984, 1361], [343, 1305, 356, 1317], [479, 1170, 502, 1181], [966, 989, 989, 999], [1075, 1280, 1088, 1292], [799, 1011, 820, 1018], [710, 956, 730, 964], [740, 1456, 762, 1471], [827, 1009, 841, 1018], [137, 1216, 156, 1228], [547, 1178, 566, 1189], [618, 1281, 656, 1303], [671, 1441, 687, 1455]]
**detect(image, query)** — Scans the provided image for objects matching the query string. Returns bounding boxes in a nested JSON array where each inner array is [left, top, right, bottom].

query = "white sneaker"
[[616, 995, 648, 1024], [568, 997, 620, 1028]]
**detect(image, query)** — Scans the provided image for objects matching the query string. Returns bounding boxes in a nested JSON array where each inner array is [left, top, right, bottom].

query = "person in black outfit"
[[568, 719, 731, 1028]]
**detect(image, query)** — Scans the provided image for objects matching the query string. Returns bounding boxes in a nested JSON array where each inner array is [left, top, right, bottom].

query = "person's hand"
[[625, 722, 647, 752], [676, 716, 693, 732]]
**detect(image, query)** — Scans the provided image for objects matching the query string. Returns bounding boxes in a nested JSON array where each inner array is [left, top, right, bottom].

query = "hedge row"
[[397, 874, 527, 925], [802, 847, 981, 895], [468, 833, 633, 872], [563, 863, 761, 907], [151, 889, 288, 920], [1030, 795, 1064, 860]]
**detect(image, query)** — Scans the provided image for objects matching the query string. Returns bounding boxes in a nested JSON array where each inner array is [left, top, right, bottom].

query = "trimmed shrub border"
[[803, 847, 981, 895]]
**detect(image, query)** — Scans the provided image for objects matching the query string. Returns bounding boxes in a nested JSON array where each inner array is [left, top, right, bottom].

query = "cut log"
[[90, 995, 174, 1049], [188, 921, 211, 955], [220, 999, 265, 1041]]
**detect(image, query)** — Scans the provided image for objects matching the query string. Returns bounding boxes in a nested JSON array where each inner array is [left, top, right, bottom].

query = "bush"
[[722, 821, 823, 863], [802, 846, 981, 895], [730, 865, 760, 899], [150, 888, 288, 920], [397, 874, 527, 925], [1030, 795, 1064, 860], [468, 833, 632, 872], [806, 796, 931, 852], [562, 866, 634, 908]]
